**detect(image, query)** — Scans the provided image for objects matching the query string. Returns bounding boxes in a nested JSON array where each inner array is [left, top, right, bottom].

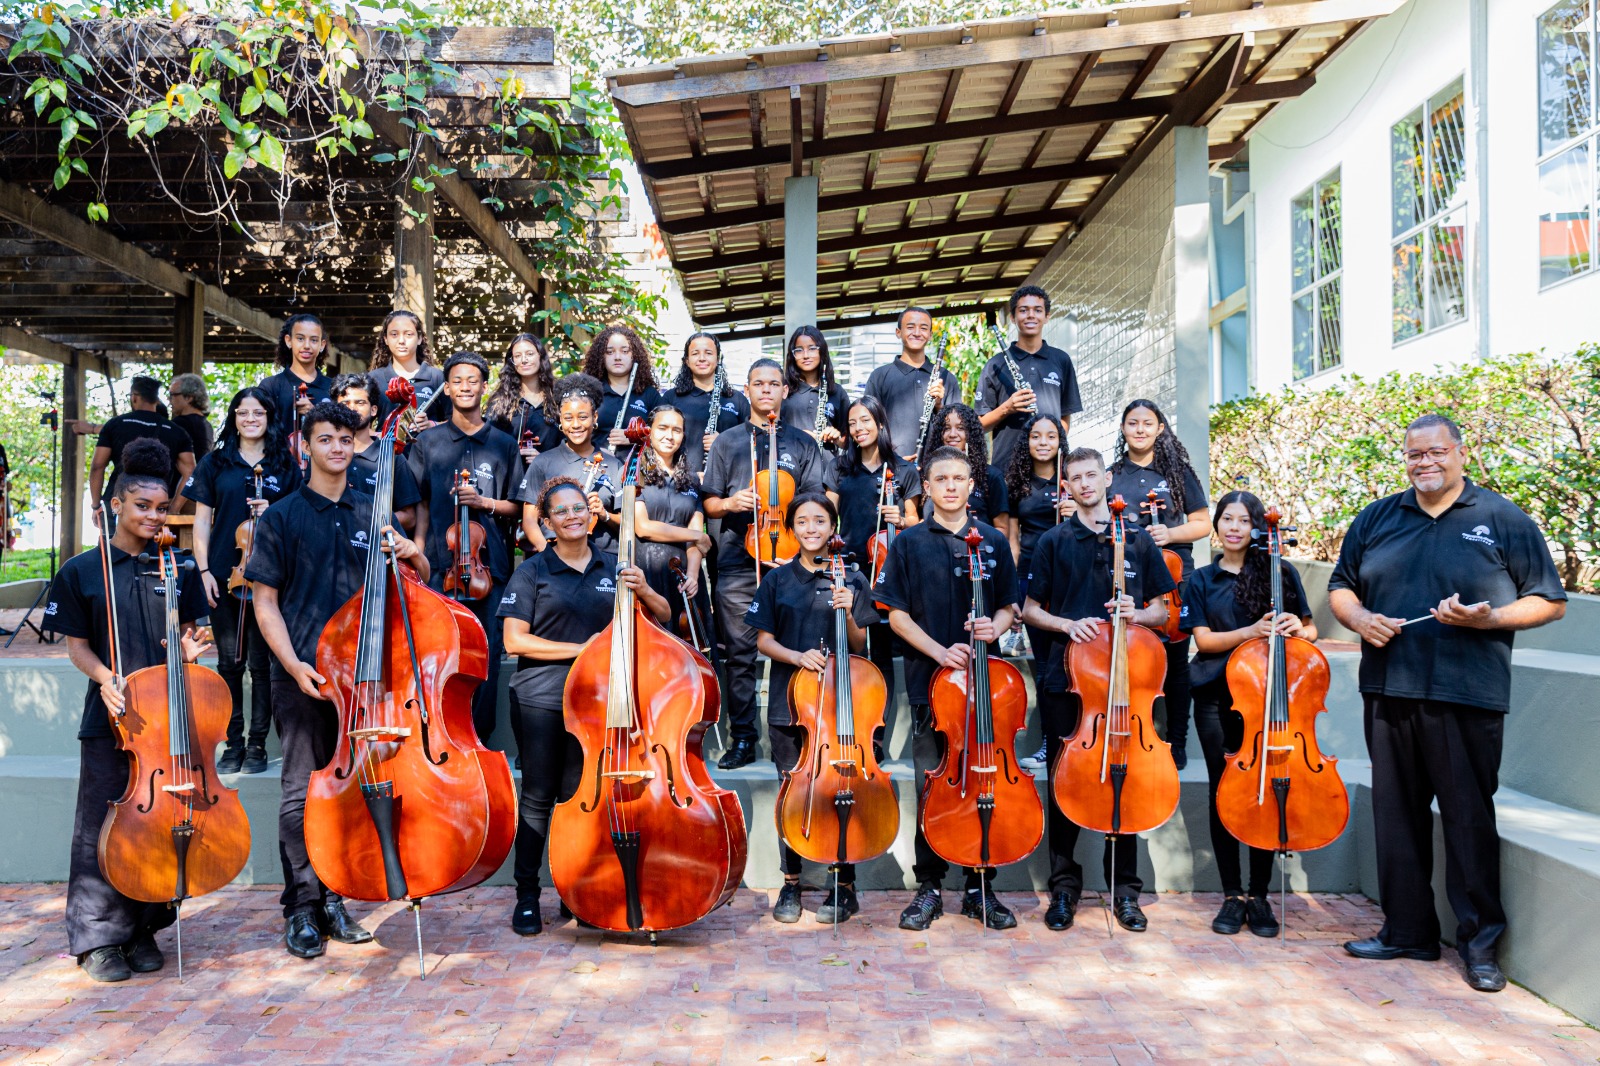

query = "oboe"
[[992, 324, 1036, 414], [702, 362, 726, 475], [915, 335, 948, 450], [813, 366, 830, 442]]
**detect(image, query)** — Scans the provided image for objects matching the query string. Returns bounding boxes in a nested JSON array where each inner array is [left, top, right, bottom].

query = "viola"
[[744, 414, 798, 573], [1054, 495, 1179, 838], [551, 446, 747, 935], [288, 383, 310, 473], [1216, 507, 1349, 859], [1142, 490, 1186, 642], [923, 528, 1043, 879], [779, 537, 898, 880], [303, 379, 516, 971], [98, 520, 250, 977], [443, 468, 493, 602], [866, 465, 897, 611], [225, 464, 264, 665], [581, 451, 608, 534]]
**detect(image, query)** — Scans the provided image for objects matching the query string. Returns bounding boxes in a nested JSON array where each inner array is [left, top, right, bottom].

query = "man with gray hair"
[[167, 372, 213, 458], [1329, 413, 1566, 993]]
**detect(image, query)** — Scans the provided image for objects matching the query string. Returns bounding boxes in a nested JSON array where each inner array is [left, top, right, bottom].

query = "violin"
[[97, 518, 249, 978], [922, 528, 1043, 880], [443, 468, 493, 602], [866, 465, 897, 610], [288, 383, 310, 473], [519, 429, 540, 462], [1142, 490, 1186, 642], [551, 444, 747, 935], [744, 414, 798, 574], [303, 379, 516, 973], [780, 537, 898, 878], [581, 451, 608, 534], [1216, 508, 1348, 860], [225, 464, 264, 666], [1054, 495, 1179, 838]]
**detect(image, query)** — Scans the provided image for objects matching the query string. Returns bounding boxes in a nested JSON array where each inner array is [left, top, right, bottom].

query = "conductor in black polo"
[[1329, 413, 1566, 994]]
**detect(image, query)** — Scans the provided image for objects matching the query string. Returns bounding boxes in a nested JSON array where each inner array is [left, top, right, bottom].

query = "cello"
[[1216, 507, 1349, 925], [1142, 490, 1186, 643], [745, 414, 798, 572], [303, 379, 516, 975], [552, 442, 747, 937], [225, 464, 264, 667], [779, 536, 898, 925], [98, 519, 250, 980], [923, 528, 1042, 916], [443, 468, 493, 602]]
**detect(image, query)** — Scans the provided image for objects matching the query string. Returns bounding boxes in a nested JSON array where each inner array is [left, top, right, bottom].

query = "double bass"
[[923, 528, 1042, 910], [552, 440, 747, 936], [443, 468, 493, 602], [1216, 508, 1349, 892], [303, 380, 516, 974], [745, 414, 798, 573], [98, 516, 249, 979], [1142, 490, 1186, 642], [225, 464, 264, 667]]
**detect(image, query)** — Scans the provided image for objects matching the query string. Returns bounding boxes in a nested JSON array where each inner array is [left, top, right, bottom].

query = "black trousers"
[[1157, 636, 1192, 751], [1038, 691, 1142, 899], [769, 723, 856, 883], [1365, 694, 1506, 960], [712, 560, 761, 745], [510, 694, 583, 897], [271, 679, 340, 916], [466, 580, 507, 743], [909, 703, 982, 891], [1192, 682, 1275, 898], [212, 597, 271, 750], [66, 737, 176, 956], [865, 620, 898, 739]]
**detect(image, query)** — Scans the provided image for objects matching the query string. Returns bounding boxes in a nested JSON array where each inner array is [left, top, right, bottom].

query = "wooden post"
[[173, 278, 205, 378], [59, 353, 85, 561], [395, 167, 436, 335]]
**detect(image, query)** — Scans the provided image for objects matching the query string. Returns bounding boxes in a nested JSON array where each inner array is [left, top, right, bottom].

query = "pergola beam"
[[685, 244, 1044, 303], [0, 324, 115, 378], [707, 301, 996, 340], [694, 277, 1021, 328]]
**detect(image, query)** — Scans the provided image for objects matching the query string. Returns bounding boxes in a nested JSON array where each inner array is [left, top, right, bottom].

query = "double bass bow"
[[225, 464, 264, 667], [443, 468, 493, 602], [745, 414, 798, 576], [303, 379, 516, 976], [922, 528, 1042, 921], [1142, 490, 1186, 643]]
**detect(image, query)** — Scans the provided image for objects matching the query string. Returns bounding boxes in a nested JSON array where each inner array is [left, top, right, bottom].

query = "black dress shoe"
[[1044, 891, 1077, 931], [511, 896, 542, 937], [960, 886, 1017, 930], [558, 899, 574, 922], [78, 945, 132, 983], [1113, 897, 1148, 932], [1465, 960, 1506, 992], [898, 886, 943, 931], [216, 747, 244, 775], [772, 881, 803, 924], [717, 739, 757, 770], [1171, 747, 1188, 771], [1212, 896, 1247, 935], [1245, 896, 1279, 938], [285, 912, 325, 959], [1343, 935, 1441, 961], [815, 883, 859, 925], [319, 899, 374, 944], [123, 930, 164, 973], [241, 744, 268, 774]]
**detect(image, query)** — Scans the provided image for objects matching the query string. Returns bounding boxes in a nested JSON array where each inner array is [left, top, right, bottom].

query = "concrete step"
[[1504, 648, 1600, 817]]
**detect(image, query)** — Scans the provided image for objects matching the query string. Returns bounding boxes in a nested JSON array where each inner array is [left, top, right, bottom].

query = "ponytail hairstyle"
[[671, 332, 728, 396], [1115, 398, 1195, 515], [486, 333, 557, 425], [1213, 489, 1296, 622], [274, 313, 326, 370], [1003, 412, 1067, 504], [216, 386, 292, 472], [783, 325, 838, 394], [582, 325, 657, 392], [114, 438, 172, 498], [836, 396, 895, 479], [370, 309, 432, 369], [639, 404, 695, 492], [918, 402, 988, 482]]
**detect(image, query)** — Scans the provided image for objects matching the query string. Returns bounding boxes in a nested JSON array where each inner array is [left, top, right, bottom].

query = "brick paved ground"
[[0, 885, 1593, 1064]]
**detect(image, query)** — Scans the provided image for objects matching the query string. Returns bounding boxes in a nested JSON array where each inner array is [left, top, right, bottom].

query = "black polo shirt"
[[407, 419, 522, 586], [1012, 474, 1063, 566], [938, 463, 1009, 528], [703, 421, 836, 563], [183, 446, 302, 583], [44, 542, 206, 739], [662, 386, 749, 475], [748, 558, 879, 726], [780, 380, 850, 443], [1328, 480, 1566, 712], [1108, 458, 1209, 573], [490, 397, 560, 455], [371, 364, 446, 423], [1179, 560, 1312, 691], [873, 517, 1017, 705], [257, 367, 333, 440], [245, 484, 376, 680], [1025, 513, 1177, 693], [835, 455, 922, 563], [637, 479, 703, 602], [862, 357, 963, 460], [172, 412, 214, 458], [95, 412, 195, 501], [497, 546, 618, 708], [977, 342, 1084, 470], [347, 439, 423, 515], [597, 384, 660, 452], [515, 442, 623, 553]]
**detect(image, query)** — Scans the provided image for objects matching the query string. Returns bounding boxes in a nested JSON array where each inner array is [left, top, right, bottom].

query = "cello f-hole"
[[407, 696, 450, 766], [1133, 712, 1157, 753], [136, 768, 164, 814], [1295, 731, 1327, 773], [578, 747, 608, 813], [192, 761, 220, 805], [649, 741, 691, 808], [997, 747, 1021, 786]]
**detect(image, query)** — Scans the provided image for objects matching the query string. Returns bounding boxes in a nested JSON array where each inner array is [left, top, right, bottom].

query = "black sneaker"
[[815, 883, 859, 925], [1212, 896, 1248, 935], [123, 930, 163, 972], [772, 881, 804, 924], [217, 747, 244, 775], [511, 896, 542, 936], [961, 886, 1017, 930], [241, 745, 268, 774], [1044, 890, 1077, 931], [898, 886, 943, 931], [78, 945, 132, 983], [1245, 896, 1280, 938]]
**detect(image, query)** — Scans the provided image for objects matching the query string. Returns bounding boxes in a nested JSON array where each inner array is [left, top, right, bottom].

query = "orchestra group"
[[40, 287, 1567, 997]]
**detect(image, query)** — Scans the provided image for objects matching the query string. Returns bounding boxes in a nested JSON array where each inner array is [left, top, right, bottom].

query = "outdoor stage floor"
[[0, 885, 1591, 1064]]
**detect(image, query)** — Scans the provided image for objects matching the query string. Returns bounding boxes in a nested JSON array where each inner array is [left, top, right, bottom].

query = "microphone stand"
[[6, 392, 61, 646]]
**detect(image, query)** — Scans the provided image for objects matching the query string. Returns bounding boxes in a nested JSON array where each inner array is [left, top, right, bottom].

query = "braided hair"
[[1003, 412, 1066, 504], [639, 405, 696, 492], [1115, 398, 1196, 515], [486, 333, 557, 426], [918, 402, 989, 480]]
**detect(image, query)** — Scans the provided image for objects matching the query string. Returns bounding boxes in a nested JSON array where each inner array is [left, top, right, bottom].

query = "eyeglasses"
[[547, 503, 590, 519], [790, 347, 819, 357], [1402, 446, 1457, 464]]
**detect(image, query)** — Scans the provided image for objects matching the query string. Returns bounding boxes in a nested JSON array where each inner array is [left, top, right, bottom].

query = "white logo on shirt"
[[44, 601, 58, 616], [779, 452, 795, 468], [1043, 371, 1061, 386], [722, 402, 740, 415], [596, 577, 616, 594], [746, 600, 760, 614], [500, 592, 517, 606], [1463, 525, 1495, 546], [1155, 480, 1169, 492], [353, 529, 370, 550], [263, 475, 281, 492], [183, 476, 194, 488], [476, 462, 493, 478]]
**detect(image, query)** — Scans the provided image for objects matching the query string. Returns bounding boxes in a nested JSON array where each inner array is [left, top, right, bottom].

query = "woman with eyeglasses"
[[780, 326, 850, 450], [487, 333, 560, 459]]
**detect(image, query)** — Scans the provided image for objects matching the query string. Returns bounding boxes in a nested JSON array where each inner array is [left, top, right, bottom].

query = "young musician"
[[186, 387, 302, 775], [258, 313, 333, 443], [661, 331, 749, 477], [248, 401, 427, 959], [702, 359, 836, 769], [486, 333, 559, 459], [407, 352, 524, 742], [750, 493, 878, 925], [1020, 447, 1175, 933], [632, 405, 711, 608], [90, 376, 196, 524], [863, 307, 963, 461], [370, 310, 446, 423], [1109, 399, 1211, 769], [918, 404, 1008, 529], [1181, 490, 1317, 938], [332, 373, 421, 532], [875, 446, 1019, 931], [498, 477, 671, 936], [780, 326, 849, 449], [977, 285, 1083, 471], [45, 439, 209, 982], [516, 374, 623, 554], [583, 326, 660, 452]]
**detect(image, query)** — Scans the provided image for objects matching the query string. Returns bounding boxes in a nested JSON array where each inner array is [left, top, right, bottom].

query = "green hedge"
[[1209, 347, 1600, 593]]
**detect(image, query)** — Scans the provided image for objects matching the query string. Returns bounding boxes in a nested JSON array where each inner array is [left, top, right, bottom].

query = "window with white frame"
[[1537, 0, 1597, 287], [1391, 78, 1468, 341], [1290, 171, 1341, 379]]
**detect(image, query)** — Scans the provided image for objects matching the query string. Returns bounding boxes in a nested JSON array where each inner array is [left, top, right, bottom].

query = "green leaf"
[[240, 86, 263, 116], [251, 132, 286, 172], [264, 89, 287, 117], [223, 147, 248, 179], [86, 202, 109, 223], [144, 111, 170, 137], [53, 162, 71, 189]]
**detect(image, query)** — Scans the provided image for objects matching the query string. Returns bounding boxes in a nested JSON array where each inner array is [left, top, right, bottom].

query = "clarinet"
[[915, 336, 948, 451], [813, 367, 830, 442], [992, 324, 1037, 414], [612, 363, 639, 438], [702, 362, 726, 475]]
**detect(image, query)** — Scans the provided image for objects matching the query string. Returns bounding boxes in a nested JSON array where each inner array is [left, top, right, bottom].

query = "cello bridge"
[[1265, 743, 1295, 753], [160, 783, 197, 794], [1108, 730, 1132, 738], [828, 759, 858, 772], [600, 770, 656, 782], [347, 727, 413, 740], [969, 765, 998, 774]]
